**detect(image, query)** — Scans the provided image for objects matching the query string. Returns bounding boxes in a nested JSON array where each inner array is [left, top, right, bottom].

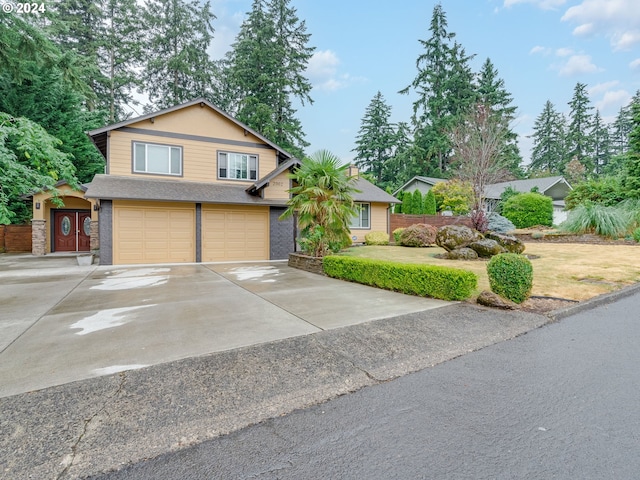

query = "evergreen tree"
[[566, 82, 594, 173], [352, 92, 396, 184], [623, 100, 640, 198], [611, 91, 640, 156], [223, 0, 314, 158], [423, 189, 437, 215], [476, 58, 523, 177], [142, 0, 217, 109], [101, 0, 144, 122], [47, 0, 107, 111], [383, 121, 416, 190], [399, 3, 476, 174], [590, 110, 612, 175], [528, 100, 566, 175], [401, 191, 413, 215], [411, 189, 423, 214]]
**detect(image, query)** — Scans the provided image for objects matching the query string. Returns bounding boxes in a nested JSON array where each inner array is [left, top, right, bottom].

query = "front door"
[[54, 211, 91, 252]]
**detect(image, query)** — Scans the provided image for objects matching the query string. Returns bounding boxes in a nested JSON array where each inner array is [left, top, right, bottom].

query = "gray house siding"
[[270, 207, 294, 260]]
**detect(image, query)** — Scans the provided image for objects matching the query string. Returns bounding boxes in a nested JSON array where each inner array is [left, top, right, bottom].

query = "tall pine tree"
[[529, 100, 567, 175], [566, 82, 594, 174], [142, 0, 217, 109], [475, 58, 522, 178], [352, 91, 397, 185], [400, 3, 476, 175], [222, 0, 314, 158]]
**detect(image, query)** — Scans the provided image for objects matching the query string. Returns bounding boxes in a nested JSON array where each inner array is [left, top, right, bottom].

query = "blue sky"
[[210, 0, 640, 166]]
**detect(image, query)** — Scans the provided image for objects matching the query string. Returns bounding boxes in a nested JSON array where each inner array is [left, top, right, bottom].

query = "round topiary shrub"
[[486, 253, 533, 304], [364, 231, 390, 246], [501, 192, 553, 229], [392, 228, 406, 244], [399, 223, 437, 247]]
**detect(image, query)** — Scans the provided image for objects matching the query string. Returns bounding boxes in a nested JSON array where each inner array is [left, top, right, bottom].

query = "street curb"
[[547, 282, 640, 321]]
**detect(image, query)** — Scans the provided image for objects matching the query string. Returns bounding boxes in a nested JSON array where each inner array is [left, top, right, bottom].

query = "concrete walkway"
[[0, 254, 447, 398]]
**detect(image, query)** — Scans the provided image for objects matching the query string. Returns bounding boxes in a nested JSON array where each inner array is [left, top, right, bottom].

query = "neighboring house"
[[394, 175, 572, 224], [393, 176, 446, 197], [30, 98, 397, 264], [484, 176, 572, 224]]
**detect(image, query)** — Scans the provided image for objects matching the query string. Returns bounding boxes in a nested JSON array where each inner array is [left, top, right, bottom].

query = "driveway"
[[0, 254, 450, 398]]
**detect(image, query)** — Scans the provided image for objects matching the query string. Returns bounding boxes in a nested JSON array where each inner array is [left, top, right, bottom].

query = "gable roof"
[[393, 176, 446, 195], [87, 98, 294, 161], [247, 158, 301, 195], [484, 176, 572, 200]]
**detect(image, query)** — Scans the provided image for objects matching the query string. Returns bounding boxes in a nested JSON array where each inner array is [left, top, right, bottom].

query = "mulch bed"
[[518, 296, 579, 314]]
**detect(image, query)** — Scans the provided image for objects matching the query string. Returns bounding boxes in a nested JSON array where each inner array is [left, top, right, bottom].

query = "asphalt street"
[[91, 287, 640, 480]]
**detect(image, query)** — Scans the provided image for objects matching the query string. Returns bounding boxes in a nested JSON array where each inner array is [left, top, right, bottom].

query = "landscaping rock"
[[485, 232, 525, 254], [477, 290, 517, 310], [444, 247, 478, 260], [468, 239, 506, 258], [436, 225, 483, 252]]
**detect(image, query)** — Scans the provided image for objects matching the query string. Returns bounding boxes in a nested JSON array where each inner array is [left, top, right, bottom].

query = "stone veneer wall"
[[90, 220, 100, 252], [29, 222, 45, 255], [288, 253, 325, 275]]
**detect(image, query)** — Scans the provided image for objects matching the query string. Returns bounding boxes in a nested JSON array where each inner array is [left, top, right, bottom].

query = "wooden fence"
[[0, 225, 32, 253], [389, 214, 473, 233]]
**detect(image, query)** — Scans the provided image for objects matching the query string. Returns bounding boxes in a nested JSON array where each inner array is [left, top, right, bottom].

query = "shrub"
[[501, 192, 553, 228], [560, 203, 629, 239], [323, 256, 477, 301], [633, 227, 640, 243], [487, 212, 516, 233], [411, 190, 423, 214], [423, 190, 437, 215], [487, 253, 533, 304], [399, 223, 437, 247], [564, 177, 625, 210], [392, 227, 405, 244], [364, 231, 390, 245], [431, 179, 473, 215]]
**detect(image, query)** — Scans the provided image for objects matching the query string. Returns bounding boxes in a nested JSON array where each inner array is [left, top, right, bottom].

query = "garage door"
[[113, 201, 195, 264], [202, 205, 269, 262]]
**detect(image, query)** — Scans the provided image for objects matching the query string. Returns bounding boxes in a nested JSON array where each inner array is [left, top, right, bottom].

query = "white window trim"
[[350, 202, 371, 229], [132, 141, 182, 176], [217, 151, 258, 181]]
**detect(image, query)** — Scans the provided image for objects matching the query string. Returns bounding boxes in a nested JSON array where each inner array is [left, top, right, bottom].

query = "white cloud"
[[562, 0, 640, 51], [530, 45, 549, 55], [503, 0, 567, 10], [588, 81, 620, 96], [630, 58, 640, 70], [557, 54, 601, 76], [594, 89, 631, 113], [555, 47, 574, 57], [306, 50, 366, 92]]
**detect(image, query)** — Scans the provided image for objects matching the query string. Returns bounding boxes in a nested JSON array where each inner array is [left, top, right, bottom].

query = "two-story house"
[[30, 99, 398, 265]]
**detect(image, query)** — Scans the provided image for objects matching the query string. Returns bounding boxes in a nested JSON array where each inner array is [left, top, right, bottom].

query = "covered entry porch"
[[31, 182, 99, 256]]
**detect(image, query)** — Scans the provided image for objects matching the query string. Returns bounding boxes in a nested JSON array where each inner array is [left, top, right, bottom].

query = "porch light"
[[93, 204, 99, 211], [35, 202, 41, 209]]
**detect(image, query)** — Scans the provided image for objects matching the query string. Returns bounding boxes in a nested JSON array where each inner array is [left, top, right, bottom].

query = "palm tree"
[[281, 150, 359, 257]]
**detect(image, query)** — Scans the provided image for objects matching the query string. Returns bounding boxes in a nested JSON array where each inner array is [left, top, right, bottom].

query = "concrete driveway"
[[0, 254, 450, 398]]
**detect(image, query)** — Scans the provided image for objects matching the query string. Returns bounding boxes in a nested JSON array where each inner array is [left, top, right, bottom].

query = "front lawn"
[[337, 244, 640, 301]]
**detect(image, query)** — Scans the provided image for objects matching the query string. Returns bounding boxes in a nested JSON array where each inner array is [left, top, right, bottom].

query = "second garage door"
[[202, 205, 269, 262], [113, 201, 195, 265]]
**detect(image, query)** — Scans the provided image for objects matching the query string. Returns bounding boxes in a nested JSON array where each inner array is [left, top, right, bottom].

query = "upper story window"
[[350, 202, 370, 229], [218, 152, 258, 181], [133, 141, 182, 176]]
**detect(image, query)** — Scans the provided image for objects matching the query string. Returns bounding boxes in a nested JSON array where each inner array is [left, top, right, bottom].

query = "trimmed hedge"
[[502, 192, 553, 228], [323, 255, 477, 301], [364, 231, 390, 245]]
